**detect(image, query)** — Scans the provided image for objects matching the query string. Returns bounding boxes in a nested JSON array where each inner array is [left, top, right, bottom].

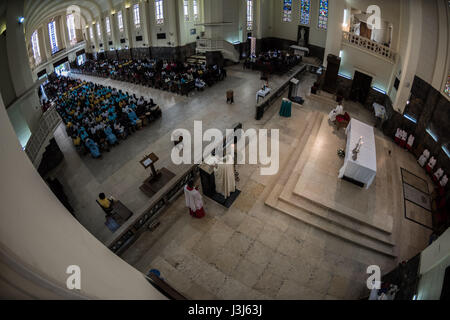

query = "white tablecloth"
[[256, 87, 271, 103], [338, 118, 377, 189]]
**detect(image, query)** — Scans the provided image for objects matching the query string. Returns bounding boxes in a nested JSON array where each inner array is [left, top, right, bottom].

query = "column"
[[393, 0, 422, 113], [5, 0, 34, 96], [323, 0, 346, 68]]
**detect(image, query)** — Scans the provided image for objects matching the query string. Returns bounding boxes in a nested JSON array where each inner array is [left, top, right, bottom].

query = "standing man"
[[184, 180, 205, 219]]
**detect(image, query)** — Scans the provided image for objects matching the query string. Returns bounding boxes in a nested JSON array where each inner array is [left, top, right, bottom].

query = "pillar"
[[323, 0, 346, 68], [393, 0, 422, 113]]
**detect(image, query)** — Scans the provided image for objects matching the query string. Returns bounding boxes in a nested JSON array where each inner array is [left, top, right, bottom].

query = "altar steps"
[[265, 112, 397, 259]]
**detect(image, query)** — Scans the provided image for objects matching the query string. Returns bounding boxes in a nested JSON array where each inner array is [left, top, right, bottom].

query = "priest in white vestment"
[[328, 104, 344, 122], [184, 180, 205, 218], [214, 154, 236, 198]]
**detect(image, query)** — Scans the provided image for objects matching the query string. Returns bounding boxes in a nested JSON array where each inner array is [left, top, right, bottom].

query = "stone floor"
[[49, 62, 299, 242], [47, 62, 433, 299]]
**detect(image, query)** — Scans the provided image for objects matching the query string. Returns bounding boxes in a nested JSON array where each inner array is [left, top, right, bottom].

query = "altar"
[[338, 118, 377, 189]]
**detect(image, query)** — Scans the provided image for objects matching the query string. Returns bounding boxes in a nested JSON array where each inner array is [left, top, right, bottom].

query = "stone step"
[[268, 196, 397, 258], [280, 193, 396, 246], [278, 115, 394, 236], [265, 113, 397, 258]]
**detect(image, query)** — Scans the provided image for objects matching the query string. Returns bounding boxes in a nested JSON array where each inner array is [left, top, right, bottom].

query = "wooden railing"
[[342, 31, 395, 62]]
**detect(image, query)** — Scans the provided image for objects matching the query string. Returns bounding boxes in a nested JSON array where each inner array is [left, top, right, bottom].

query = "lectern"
[[139, 152, 175, 197]]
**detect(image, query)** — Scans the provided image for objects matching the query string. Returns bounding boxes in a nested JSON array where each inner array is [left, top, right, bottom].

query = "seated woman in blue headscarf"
[[85, 138, 101, 158], [104, 124, 118, 145]]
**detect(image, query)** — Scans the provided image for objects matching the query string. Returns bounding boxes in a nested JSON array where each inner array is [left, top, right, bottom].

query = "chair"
[[336, 112, 350, 130]]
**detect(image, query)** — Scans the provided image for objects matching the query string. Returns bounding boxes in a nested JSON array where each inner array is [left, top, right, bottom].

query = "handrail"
[[342, 31, 395, 62]]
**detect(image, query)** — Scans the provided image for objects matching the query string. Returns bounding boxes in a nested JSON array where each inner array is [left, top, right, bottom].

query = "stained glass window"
[[445, 75, 450, 98], [300, 0, 310, 25], [133, 4, 141, 28], [247, 0, 253, 30], [318, 0, 328, 30], [155, 0, 164, 24], [283, 0, 292, 22], [31, 30, 41, 64], [48, 21, 58, 54]]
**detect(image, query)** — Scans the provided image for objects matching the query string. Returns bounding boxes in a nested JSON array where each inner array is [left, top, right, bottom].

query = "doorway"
[[350, 71, 372, 104]]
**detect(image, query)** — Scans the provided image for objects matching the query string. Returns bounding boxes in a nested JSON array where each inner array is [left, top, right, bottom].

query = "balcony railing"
[[342, 31, 395, 62], [25, 106, 61, 165], [196, 39, 239, 62]]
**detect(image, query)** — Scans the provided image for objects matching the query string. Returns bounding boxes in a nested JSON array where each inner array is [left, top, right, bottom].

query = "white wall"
[[415, 0, 438, 84], [0, 93, 167, 300], [339, 44, 394, 91]]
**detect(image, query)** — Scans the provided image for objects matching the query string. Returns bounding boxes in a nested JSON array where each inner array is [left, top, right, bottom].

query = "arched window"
[[318, 0, 328, 30], [300, 0, 310, 25], [247, 0, 253, 31], [193, 0, 199, 21], [117, 11, 124, 31], [31, 30, 41, 64], [133, 4, 141, 28], [184, 0, 189, 21], [155, 0, 164, 24], [67, 14, 77, 45], [48, 21, 58, 54], [282, 0, 292, 22], [96, 22, 101, 38], [105, 17, 111, 35]]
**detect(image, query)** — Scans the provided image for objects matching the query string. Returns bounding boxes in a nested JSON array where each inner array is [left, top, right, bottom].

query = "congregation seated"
[[44, 75, 162, 159], [243, 49, 302, 74], [72, 57, 227, 96]]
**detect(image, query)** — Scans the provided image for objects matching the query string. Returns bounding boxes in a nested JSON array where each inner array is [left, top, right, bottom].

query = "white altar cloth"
[[338, 118, 377, 189]]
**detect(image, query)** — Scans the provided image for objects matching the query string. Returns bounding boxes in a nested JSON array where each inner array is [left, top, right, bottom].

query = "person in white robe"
[[440, 175, 448, 187], [406, 134, 415, 151], [184, 180, 205, 218], [394, 128, 402, 144], [433, 168, 444, 182], [426, 156, 437, 173], [214, 154, 236, 198], [418, 149, 430, 167], [328, 104, 344, 122], [400, 130, 408, 148]]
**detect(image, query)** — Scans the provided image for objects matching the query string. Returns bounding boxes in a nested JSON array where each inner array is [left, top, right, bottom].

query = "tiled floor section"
[[48, 62, 433, 299]]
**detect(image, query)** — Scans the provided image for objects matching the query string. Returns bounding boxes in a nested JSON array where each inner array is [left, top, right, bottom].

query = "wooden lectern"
[[139, 152, 175, 197]]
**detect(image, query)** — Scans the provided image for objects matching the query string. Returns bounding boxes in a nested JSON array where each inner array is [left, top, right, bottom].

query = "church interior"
[[0, 0, 450, 301]]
